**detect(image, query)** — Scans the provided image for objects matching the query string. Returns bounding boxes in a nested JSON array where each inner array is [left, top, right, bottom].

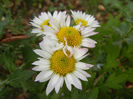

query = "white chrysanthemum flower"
[[43, 15, 98, 49], [30, 11, 67, 36], [32, 37, 93, 95], [71, 10, 100, 28]]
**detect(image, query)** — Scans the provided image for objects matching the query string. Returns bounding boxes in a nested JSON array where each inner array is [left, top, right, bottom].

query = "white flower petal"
[[33, 49, 51, 59], [77, 68, 91, 78], [46, 77, 55, 95], [32, 59, 49, 66], [39, 37, 58, 53], [77, 53, 89, 61], [43, 25, 55, 33], [39, 12, 49, 21], [81, 27, 98, 37], [66, 15, 70, 26], [65, 75, 72, 91], [66, 74, 82, 90], [55, 77, 64, 93], [63, 45, 73, 58], [35, 70, 53, 82], [81, 38, 97, 48], [32, 64, 49, 71], [31, 28, 42, 34], [32, 17, 42, 25], [76, 62, 93, 70], [81, 27, 95, 33], [60, 14, 67, 27], [83, 32, 98, 37], [71, 74, 82, 90], [52, 43, 64, 52], [74, 48, 88, 60], [53, 11, 58, 18], [30, 22, 40, 28], [50, 74, 60, 86], [49, 18, 59, 31], [73, 24, 81, 30], [74, 71, 88, 81]]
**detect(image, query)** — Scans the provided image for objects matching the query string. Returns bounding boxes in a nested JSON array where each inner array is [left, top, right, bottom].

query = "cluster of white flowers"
[[31, 11, 100, 95]]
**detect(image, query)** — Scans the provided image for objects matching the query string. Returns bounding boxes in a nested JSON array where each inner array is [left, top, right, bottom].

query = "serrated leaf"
[[7, 69, 34, 87], [0, 53, 17, 73], [104, 40, 120, 70], [104, 73, 128, 89], [21, 80, 45, 93], [114, 22, 132, 35], [22, 44, 37, 63]]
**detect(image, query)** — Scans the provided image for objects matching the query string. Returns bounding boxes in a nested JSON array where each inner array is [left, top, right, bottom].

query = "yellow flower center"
[[75, 19, 88, 26], [40, 19, 51, 31], [50, 50, 76, 76], [56, 27, 82, 47]]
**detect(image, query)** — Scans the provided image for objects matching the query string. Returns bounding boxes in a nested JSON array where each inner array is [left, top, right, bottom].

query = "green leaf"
[[126, 68, 133, 83], [22, 44, 37, 63], [21, 80, 46, 93], [104, 0, 122, 9], [71, 90, 80, 99], [98, 87, 111, 99], [104, 40, 120, 70], [88, 87, 99, 99], [0, 53, 17, 73], [114, 22, 132, 35], [7, 69, 34, 87], [104, 73, 128, 89], [125, 32, 133, 45]]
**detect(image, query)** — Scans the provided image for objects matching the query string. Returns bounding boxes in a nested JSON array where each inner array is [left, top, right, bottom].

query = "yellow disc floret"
[[75, 19, 88, 26], [40, 19, 51, 31], [50, 50, 76, 76], [56, 27, 82, 47]]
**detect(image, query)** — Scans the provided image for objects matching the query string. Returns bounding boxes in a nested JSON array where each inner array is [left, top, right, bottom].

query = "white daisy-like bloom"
[[30, 11, 67, 36], [32, 37, 93, 95], [71, 10, 100, 28], [43, 14, 98, 50]]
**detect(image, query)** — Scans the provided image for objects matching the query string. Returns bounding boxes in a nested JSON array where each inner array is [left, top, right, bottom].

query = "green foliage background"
[[0, 0, 133, 99]]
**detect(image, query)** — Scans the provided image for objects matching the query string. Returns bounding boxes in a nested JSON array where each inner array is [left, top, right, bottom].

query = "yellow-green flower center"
[[56, 27, 82, 47], [50, 50, 76, 76], [75, 19, 88, 26], [40, 19, 51, 31]]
